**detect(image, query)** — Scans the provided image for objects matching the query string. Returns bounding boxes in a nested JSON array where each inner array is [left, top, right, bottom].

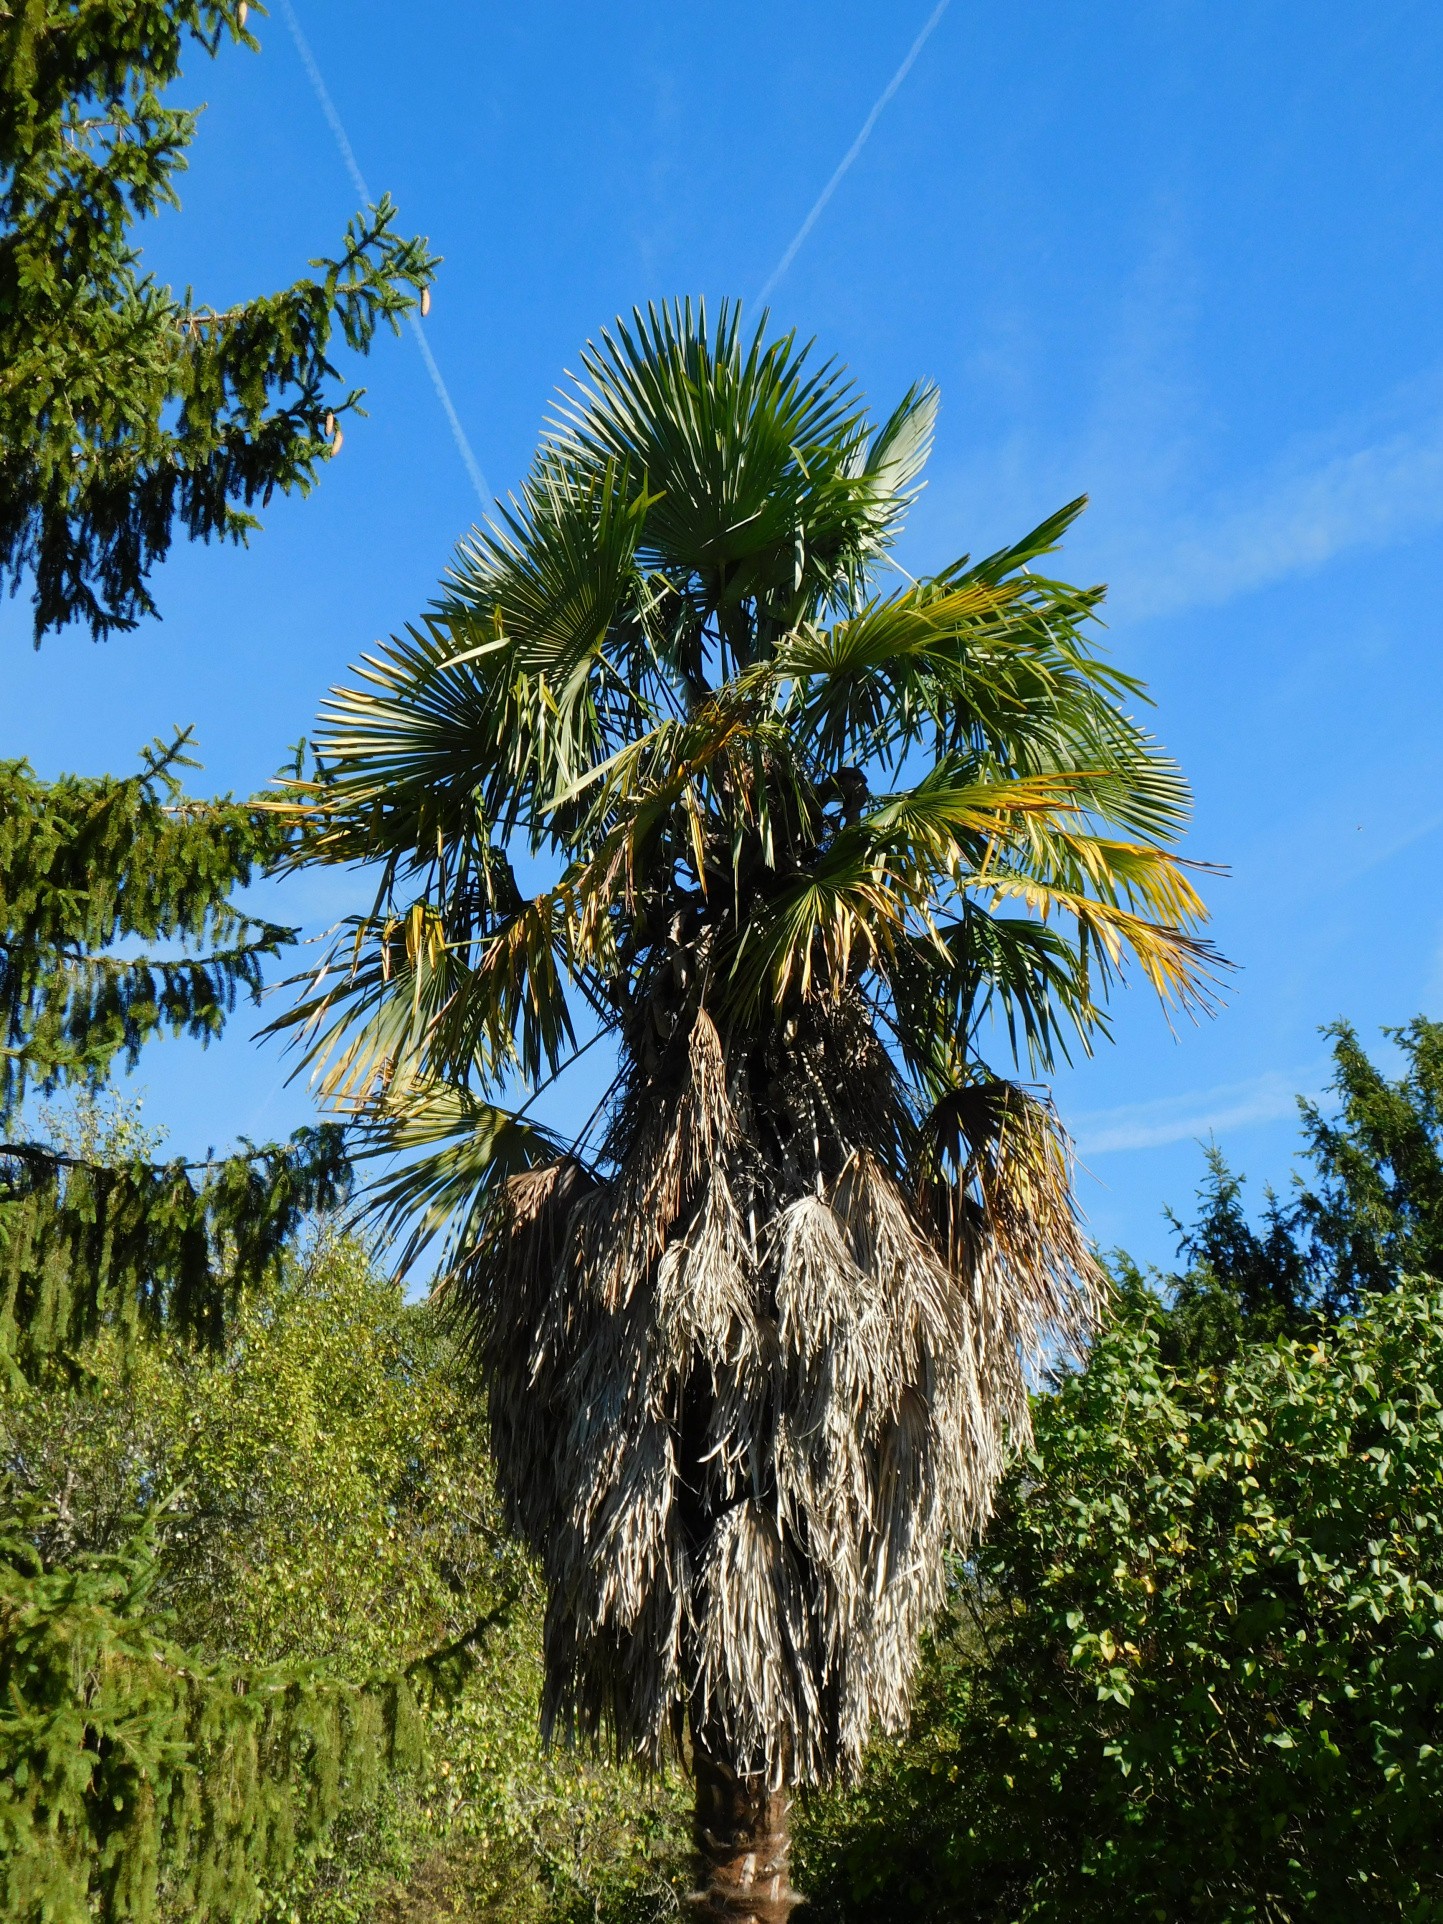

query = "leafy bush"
[[800, 1276, 1443, 1922], [4, 1226, 513, 1675]]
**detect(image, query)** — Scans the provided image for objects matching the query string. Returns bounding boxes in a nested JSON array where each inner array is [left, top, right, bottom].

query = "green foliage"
[[0, 735, 356, 1377], [0, 1230, 498, 1924], [0, 16, 468, 1907], [0, 1118, 349, 1380], [0, 0, 437, 640], [1159, 1017, 1443, 1365], [288, 304, 1219, 1131], [0, 1496, 436, 1924], [0, 1226, 689, 1924], [330, 1648, 690, 1924], [0, 731, 295, 1113], [799, 1276, 1443, 1922], [2, 1228, 515, 1673]]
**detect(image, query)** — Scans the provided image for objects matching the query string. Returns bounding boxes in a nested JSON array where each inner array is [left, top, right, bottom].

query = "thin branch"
[[0, 1138, 333, 1177]]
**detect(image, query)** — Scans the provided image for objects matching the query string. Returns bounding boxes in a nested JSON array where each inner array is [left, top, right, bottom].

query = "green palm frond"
[[886, 907, 1102, 1086], [360, 1079, 568, 1285], [856, 381, 938, 509]]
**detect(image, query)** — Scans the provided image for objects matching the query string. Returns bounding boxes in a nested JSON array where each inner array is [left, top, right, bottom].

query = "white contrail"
[[757, 0, 953, 304], [275, 0, 492, 507]]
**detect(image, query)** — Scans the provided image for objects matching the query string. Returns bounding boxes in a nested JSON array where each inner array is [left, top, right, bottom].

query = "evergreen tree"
[[1, 1215, 693, 1924], [0, 1223, 529, 1924], [0, 14, 467, 1908], [0, 732, 350, 1377], [0, 1488, 499, 1924], [0, 732, 421, 1919], [1, 0, 436, 641], [0, 0, 441, 1370], [1156, 1017, 1443, 1364], [0, 731, 291, 1111]]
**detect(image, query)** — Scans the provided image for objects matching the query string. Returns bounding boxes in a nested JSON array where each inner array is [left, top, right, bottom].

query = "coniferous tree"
[[0, 0, 436, 642], [0, 1486, 504, 1924], [1, 1224, 525, 1924], [0, 732, 350, 1377], [1, 732, 291, 1110], [0, 15, 469, 1911], [0, 729, 425, 1918], [1155, 1017, 1443, 1365], [0, 0, 434, 1371]]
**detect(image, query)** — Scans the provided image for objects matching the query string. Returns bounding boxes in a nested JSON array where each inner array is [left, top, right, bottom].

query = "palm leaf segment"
[[281, 301, 1221, 1782]]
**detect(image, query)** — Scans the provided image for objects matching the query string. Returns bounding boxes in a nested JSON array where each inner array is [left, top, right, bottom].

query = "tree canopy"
[[1154, 1016, 1443, 1364], [0, 1227, 526, 1924], [2, 1217, 687, 1924], [1, 733, 293, 1113]]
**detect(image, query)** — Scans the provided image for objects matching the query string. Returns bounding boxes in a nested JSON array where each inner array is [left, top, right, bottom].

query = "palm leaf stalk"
[[276, 302, 1222, 1921]]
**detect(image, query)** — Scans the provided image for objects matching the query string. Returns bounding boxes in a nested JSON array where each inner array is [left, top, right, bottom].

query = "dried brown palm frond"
[[442, 1002, 1098, 1787], [916, 1075, 1105, 1403]]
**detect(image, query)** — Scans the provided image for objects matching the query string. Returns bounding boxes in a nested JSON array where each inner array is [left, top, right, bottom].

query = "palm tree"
[[282, 302, 1219, 1920]]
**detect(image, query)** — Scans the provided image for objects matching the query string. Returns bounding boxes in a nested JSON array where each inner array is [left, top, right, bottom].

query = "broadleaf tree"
[[282, 302, 1224, 1918], [800, 1017, 1443, 1920], [0, 1225, 526, 1924], [0, 0, 436, 642], [2, 1210, 690, 1923]]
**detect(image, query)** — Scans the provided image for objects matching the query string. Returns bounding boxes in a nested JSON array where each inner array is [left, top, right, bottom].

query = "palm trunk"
[[689, 1734, 802, 1920]]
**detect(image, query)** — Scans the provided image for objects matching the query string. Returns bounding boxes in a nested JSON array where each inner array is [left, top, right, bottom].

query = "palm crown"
[[283, 303, 1217, 1809]]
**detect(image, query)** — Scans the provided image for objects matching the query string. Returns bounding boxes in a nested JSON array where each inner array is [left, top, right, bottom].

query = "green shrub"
[[800, 1278, 1443, 1922]]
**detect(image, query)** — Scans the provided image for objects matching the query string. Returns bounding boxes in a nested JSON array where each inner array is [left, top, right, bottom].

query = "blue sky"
[[6, 0, 1443, 1271]]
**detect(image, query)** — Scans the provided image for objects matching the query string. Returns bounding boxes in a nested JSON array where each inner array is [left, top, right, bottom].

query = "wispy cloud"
[[1119, 413, 1443, 619], [1070, 1068, 1317, 1155], [925, 398, 1443, 626], [918, 193, 1443, 625]]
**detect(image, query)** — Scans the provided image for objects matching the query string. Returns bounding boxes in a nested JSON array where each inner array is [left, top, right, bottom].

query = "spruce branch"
[[0, 1122, 353, 1377], [0, 744, 303, 1117], [0, 3, 438, 639]]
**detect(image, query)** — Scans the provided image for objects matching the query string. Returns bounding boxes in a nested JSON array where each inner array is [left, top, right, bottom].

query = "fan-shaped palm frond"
[[277, 305, 1223, 1879]]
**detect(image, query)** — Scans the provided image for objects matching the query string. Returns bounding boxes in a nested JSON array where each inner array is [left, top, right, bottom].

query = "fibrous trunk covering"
[[448, 1001, 1098, 1793], [691, 1734, 800, 1919]]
